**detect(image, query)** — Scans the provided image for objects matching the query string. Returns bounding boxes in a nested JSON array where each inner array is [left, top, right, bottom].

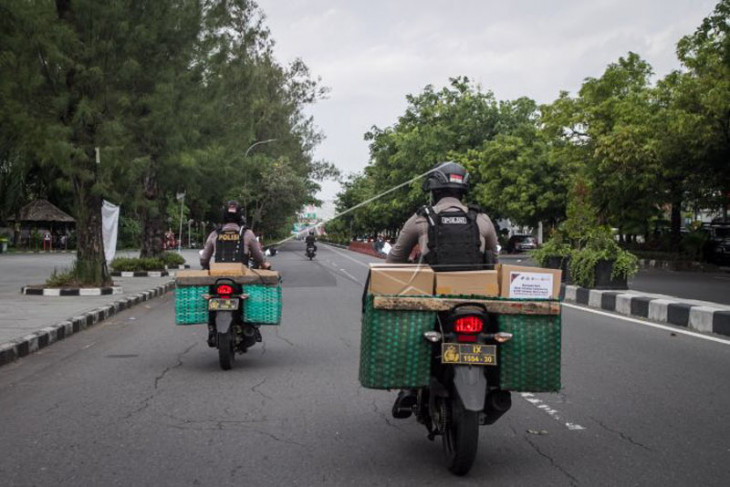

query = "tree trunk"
[[72, 178, 111, 285], [670, 192, 682, 252], [140, 169, 164, 258]]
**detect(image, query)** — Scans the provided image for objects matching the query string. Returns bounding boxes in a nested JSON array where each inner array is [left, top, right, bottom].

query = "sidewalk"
[[0, 250, 202, 367]]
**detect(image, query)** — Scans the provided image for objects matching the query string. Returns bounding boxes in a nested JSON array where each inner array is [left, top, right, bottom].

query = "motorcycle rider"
[[200, 201, 271, 346], [305, 229, 317, 253], [387, 161, 499, 418], [200, 200, 272, 271]]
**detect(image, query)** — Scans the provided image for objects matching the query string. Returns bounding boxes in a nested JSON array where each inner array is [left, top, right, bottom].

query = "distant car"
[[506, 235, 537, 253]]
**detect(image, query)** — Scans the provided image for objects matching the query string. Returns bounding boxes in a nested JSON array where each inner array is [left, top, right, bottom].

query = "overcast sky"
[[255, 0, 718, 200]]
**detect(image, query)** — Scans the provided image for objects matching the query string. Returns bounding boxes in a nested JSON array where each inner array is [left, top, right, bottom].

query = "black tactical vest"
[[419, 205, 484, 271], [214, 227, 246, 263]]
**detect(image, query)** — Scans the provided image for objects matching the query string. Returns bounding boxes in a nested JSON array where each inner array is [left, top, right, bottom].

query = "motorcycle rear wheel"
[[217, 329, 234, 370], [442, 395, 479, 476]]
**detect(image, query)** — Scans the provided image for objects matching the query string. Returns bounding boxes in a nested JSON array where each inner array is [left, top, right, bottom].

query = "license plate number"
[[441, 343, 497, 366], [208, 298, 239, 311]]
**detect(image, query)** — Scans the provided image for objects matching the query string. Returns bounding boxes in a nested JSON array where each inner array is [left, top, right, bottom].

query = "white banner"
[[102, 200, 120, 263]]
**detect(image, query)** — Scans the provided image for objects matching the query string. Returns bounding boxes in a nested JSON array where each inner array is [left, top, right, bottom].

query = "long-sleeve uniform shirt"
[[199, 223, 268, 268], [386, 197, 499, 264]]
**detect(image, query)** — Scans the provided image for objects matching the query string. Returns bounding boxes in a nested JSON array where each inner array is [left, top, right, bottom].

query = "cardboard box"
[[176, 270, 209, 278], [209, 262, 248, 276], [435, 270, 499, 297], [498, 264, 561, 299], [369, 264, 434, 296]]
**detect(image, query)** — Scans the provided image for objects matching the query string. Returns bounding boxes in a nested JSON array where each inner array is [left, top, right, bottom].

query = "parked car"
[[506, 234, 537, 253]]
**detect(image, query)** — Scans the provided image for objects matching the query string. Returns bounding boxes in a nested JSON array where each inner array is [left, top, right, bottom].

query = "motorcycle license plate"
[[208, 298, 239, 311], [441, 343, 497, 366]]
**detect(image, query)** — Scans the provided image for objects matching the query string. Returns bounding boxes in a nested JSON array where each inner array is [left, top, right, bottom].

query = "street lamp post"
[[244, 139, 277, 157], [176, 192, 185, 253]]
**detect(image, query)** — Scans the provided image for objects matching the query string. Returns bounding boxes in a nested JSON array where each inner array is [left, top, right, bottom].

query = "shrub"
[[111, 257, 166, 272], [45, 267, 78, 287], [569, 227, 639, 288], [680, 230, 708, 261], [119, 216, 142, 249], [530, 236, 572, 267], [161, 251, 186, 267]]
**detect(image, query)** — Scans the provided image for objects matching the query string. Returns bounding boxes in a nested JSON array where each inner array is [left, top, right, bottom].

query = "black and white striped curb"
[[111, 271, 171, 277], [21, 286, 122, 296], [563, 285, 730, 338], [109, 265, 189, 277], [0, 280, 175, 367]]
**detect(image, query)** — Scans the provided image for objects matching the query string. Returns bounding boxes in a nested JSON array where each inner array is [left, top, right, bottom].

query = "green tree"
[[676, 0, 730, 218]]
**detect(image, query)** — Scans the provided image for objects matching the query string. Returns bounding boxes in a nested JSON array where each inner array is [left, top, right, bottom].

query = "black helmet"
[[309, 230, 315, 236], [222, 200, 244, 225], [422, 161, 470, 194]]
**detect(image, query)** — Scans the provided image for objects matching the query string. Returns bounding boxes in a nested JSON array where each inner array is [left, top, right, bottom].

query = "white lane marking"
[[323, 245, 371, 268], [562, 302, 730, 345], [521, 393, 585, 431], [339, 268, 359, 281]]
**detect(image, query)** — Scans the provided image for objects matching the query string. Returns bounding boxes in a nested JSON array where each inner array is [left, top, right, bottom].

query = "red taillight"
[[454, 316, 483, 334], [216, 284, 234, 295]]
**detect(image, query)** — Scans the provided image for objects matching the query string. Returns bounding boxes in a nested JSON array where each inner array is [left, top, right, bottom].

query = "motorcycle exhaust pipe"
[[482, 390, 512, 425]]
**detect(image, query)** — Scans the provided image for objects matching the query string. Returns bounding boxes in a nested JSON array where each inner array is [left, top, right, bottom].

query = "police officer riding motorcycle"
[[199, 201, 272, 369], [385, 162, 505, 475]]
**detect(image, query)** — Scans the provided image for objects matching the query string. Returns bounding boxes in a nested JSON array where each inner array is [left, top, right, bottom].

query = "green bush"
[[569, 227, 639, 288], [111, 257, 166, 272], [680, 230, 708, 261], [161, 251, 186, 267], [530, 236, 572, 267], [119, 216, 141, 249], [45, 267, 77, 287]]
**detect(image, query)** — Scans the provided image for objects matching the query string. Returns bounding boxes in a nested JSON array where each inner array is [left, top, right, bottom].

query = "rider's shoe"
[[254, 328, 262, 342], [392, 389, 417, 419], [207, 328, 216, 348]]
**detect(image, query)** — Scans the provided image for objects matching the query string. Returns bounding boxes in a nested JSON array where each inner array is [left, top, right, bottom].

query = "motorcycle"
[[203, 278, 261, 370], [305, 245, 316, 260], [393, 303, 514, 475]]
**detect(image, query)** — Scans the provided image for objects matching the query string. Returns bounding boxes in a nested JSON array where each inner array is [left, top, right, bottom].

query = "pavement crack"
[[154, 342, 196, 390], [274, 328, 295, 347], [122, 343, 196, 422], [121, 393, 155, 421], [523, 434, 579, 486], [247, 428, 306, 448], [590, 417, 652, 451], [251, 378, 273, 400], [45, 403, 61, 414], [372, 399, 403, 431]]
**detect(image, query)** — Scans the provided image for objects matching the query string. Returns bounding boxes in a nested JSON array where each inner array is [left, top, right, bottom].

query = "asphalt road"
[[0, 243, 729, 486]]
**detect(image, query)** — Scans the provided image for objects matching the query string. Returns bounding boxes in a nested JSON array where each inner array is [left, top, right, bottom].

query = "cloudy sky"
[[255, 0, 718, 199]]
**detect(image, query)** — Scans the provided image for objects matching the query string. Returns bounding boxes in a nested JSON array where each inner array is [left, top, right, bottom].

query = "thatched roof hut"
[[9, 200, 76, 248], [13, 199, 75, 223]]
